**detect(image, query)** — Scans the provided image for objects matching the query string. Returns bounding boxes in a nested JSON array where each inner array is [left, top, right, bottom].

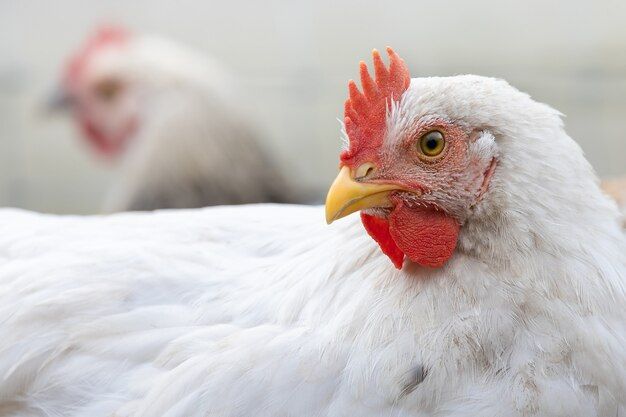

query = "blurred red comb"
[[341, 47, 410, 163], [91, 25, 130, 45], [65, 25, 131, 85]]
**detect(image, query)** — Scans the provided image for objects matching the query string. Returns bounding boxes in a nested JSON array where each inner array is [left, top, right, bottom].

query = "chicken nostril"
[[355, 163, 377, 180]]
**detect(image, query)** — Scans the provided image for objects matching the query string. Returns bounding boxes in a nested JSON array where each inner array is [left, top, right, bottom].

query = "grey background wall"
[[1, 0, 625, 213]]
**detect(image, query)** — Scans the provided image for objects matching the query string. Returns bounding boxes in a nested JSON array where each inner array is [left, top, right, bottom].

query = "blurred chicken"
[[52, 27, 301, 211], [3, 48, 625, 416]]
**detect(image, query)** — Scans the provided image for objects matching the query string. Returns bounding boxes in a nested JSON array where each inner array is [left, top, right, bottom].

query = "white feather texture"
[[1, 75, 625, 416]]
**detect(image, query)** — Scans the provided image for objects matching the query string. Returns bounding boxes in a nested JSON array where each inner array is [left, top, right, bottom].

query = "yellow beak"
[[325, 166, 401, 224]]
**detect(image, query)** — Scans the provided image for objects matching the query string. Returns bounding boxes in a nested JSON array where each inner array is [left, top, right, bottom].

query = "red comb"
[[65, 25, 130, 85], [340, 47, 410, 164]]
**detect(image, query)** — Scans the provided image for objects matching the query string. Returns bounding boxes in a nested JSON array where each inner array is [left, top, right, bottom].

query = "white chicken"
[[1, 48, 625, 416], [54, 26, 300, 211]]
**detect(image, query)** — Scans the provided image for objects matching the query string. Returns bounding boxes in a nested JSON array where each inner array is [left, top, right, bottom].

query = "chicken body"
[[60, 30, 298, 211], [0, 203, 624, 416], [2, 73, 625, 416]]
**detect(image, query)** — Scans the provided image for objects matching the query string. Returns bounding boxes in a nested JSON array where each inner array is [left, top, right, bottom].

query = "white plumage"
[[2, 74, 625, 416]]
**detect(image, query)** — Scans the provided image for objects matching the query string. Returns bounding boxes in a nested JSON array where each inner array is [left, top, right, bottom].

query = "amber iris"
[[419, 130, 445, 157], [95, 79, 121, 101]]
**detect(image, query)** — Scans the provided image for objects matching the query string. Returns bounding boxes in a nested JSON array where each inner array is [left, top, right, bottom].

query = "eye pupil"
[[418, 130, 445, 157]]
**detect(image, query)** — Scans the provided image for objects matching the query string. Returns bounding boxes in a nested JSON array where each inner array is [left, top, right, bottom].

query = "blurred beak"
[[325, 166, 400, 224], [45, 86, 73, 113]]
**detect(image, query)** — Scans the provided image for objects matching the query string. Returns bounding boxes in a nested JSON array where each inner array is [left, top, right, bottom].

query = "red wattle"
[[388, 200, 459, 268], [360, 213, 405, 269], [79, 117, 137, 158]]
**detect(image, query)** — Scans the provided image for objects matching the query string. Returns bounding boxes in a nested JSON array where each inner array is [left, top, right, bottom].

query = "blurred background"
[[0, 0, 625, 214]]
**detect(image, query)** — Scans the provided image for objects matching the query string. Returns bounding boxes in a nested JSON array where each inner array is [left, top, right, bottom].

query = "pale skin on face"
[[330, 118, 494, 225]]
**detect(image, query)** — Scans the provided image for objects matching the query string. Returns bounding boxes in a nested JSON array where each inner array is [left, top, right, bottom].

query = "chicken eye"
[[418, 131, 445, 157], [94, 79, 121, 102]]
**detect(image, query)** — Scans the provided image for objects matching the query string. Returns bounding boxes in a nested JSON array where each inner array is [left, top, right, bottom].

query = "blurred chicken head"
[[57, 26, 138, 158]]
